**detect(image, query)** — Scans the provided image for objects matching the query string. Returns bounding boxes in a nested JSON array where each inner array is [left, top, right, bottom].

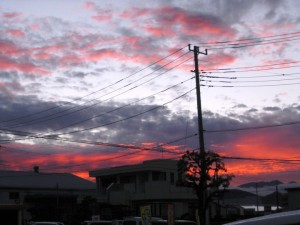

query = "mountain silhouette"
[[239, 180, 283, 188]]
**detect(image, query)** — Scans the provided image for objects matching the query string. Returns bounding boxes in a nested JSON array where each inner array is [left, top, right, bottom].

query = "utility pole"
[[256, 183, 259, 215], [276, 185, 279, 212], [189, 44, 208, 225]]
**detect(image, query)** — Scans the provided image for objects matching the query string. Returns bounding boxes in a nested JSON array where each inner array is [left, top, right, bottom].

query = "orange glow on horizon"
[[1, 131, 300, 185]]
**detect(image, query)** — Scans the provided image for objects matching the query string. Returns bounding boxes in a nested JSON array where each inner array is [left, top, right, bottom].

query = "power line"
[[0, 130, 197, 152], [201, 71, 300, 79], [222, 156, 300, 163], [48, 76, 194, 134], [3, 113, 299, 144], [195, 30, 300, 46], [33, 88, 197, 136], [202, 82, 300, 88], [201, 60, 300, 73], [0, 76, 195, 143], [201, 77, 300, 86], [193, 31, 300, 50], [2, 52, 191, 129], [0, 89, 195, 143], [2, 52, 191, 130], [206, 36, 300, 50], [205, 120, 300, 133], [0, 46, 188, 125]]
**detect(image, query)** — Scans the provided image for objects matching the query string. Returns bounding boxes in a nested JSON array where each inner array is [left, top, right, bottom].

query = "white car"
[[223, 209, 300, 225]]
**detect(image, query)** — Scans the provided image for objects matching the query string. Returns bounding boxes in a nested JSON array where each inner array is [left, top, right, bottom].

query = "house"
[[89, 159, 287, 221], [285, 183, 300, 210], [0, 169, 96, 225], [89, 159, 198, 219]]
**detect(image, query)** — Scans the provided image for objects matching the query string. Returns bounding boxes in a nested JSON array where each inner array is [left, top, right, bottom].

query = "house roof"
[[0, 170, 96, 190], [89, 159, 178, 177], [284, 183, 300, 190]]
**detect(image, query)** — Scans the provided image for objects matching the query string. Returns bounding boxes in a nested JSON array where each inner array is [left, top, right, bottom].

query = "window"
[[152, 171, 166, 181], [170, 172, 175, 185], [120, 175, 136, 183], [102, 177, 117, 187], [9, 192, 19, 200]]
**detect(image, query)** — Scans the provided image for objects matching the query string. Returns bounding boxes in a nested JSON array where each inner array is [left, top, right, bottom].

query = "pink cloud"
[[122, 36, 143, 50], [261, 22, 296, 34], [33, 52, 52, 60], [84, 49, 126, 62], [202, 53, 236, 70], [120, 6, 235, 39], [2, 12, 22, 19], [31, 43, 66, 60], [28, 23, 41, 30], [5, 29, 25, 38], [83, 1, 112, 22], [91, 12, 112, 22], [83, 1, 97, 10], [37, 44, 65, 53], [146, 27, 176, 37], [0, 58, 49, 75], [60, 53, 83, 64], [0, 41, 23, 56], [0, 41, 53, 75], [120, 7, 150, 19]]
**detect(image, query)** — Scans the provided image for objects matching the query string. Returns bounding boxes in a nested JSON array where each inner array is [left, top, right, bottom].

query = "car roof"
[[31, 222, 64, 225], [223, 209, 300, 225], [83, 221, 112, 224]]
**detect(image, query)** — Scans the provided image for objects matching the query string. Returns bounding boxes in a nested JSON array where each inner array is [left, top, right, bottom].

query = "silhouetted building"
[[285, 183, 300, 210], [89, 159, 197, 219], [0, 170, 96, 225], [89, 160, 291, 221]]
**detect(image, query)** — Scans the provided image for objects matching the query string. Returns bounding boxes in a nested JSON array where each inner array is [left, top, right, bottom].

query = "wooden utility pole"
[[189, 44, 208, 225]]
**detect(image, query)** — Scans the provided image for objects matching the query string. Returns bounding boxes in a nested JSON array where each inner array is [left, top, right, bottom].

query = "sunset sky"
[[1, 0, 300, 186]]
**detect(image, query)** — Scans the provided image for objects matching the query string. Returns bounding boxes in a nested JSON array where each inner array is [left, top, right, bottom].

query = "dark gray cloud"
[[210, 0, 285, 24], [234, 104, 247, 109], [0, 80, 24, 99], [0, 71, 20, 81], [263, 106, 281, 112], [246, 108, 258, 114]]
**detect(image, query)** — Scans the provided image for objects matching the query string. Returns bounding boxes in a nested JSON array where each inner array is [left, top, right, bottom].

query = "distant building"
[[89, 159, 197, 219], [0, 170, 96, 225]]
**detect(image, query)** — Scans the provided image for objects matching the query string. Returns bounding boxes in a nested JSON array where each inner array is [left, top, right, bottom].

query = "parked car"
[[29, 222, 64, 225], [82, 220, 112, 225], [123, 217, 196, 225], [174, 220, 197, 225], [123, 217, 163, 225], [112, 219, 123, 225], [152, 219, 197, 225], [222, 209, 300, 225]]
